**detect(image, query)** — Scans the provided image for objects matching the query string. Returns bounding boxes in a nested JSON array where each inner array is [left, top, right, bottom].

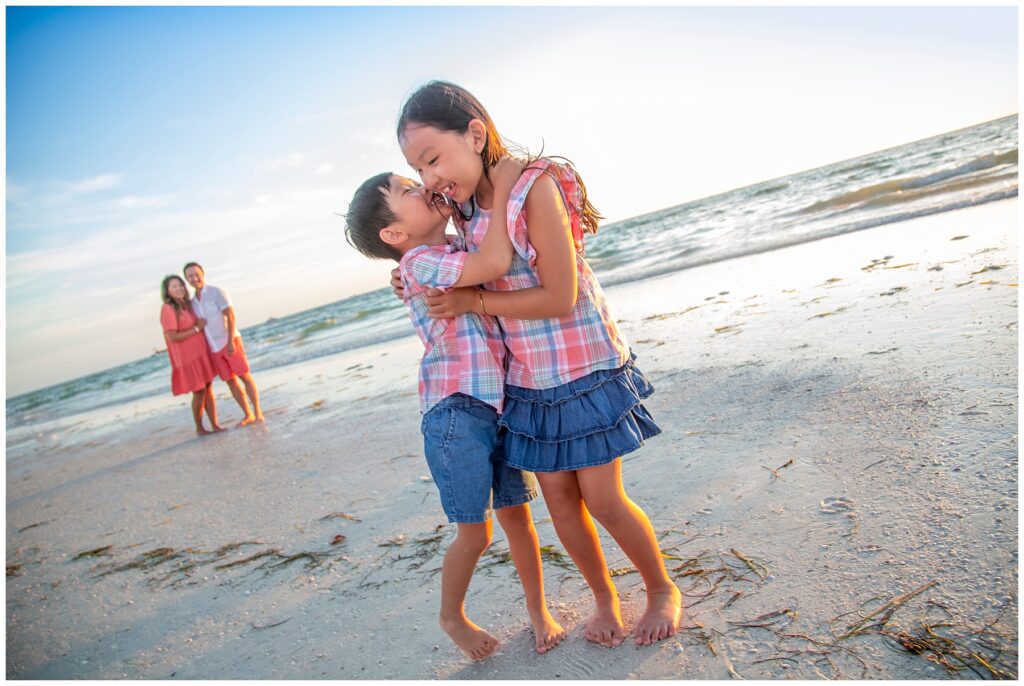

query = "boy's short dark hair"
[[344, 173, 402, 261], [182, 261, 204, 275]]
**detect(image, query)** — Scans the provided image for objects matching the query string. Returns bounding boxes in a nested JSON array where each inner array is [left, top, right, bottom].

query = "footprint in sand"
[[558, 652, 598, 679], [819, 497, 854, 514]]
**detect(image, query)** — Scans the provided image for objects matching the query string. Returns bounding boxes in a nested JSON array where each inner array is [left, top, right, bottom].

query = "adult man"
[[183, 262, 264, 426]]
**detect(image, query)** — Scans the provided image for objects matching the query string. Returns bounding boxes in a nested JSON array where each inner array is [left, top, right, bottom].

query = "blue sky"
[[5, 5, 1018, 395]]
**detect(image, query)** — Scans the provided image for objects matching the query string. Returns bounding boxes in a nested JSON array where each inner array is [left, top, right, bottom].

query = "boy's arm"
[[426, 173, 578, 319], [449, 156, 523, 287]]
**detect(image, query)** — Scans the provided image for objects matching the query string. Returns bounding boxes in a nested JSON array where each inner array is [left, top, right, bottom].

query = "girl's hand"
[[195, 319, 207, 330], [491, 156, 526, 194], [390, 267, 404, 300], [424, 287, 478, 319]]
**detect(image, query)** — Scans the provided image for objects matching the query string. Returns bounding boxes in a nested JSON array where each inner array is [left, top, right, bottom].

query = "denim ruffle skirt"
[[497, 353, 662, 473]]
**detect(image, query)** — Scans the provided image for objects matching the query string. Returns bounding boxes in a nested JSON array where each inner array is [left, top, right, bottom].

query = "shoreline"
[[6, 198, 1018, 679], [8, 183, 1017, 422]]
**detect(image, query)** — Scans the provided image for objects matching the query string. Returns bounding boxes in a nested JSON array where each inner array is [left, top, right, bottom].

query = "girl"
[[159, 275, 225, 436], [396, 81, 682, 647]]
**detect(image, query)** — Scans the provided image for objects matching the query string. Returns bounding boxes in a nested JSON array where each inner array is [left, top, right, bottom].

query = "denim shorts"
[[421, 393, 538, 523]]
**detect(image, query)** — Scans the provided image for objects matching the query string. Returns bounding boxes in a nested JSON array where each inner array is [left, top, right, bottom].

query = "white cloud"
[[6, 180, 32, 203], [68, 173, 122, 194], [350, 127, 391, 148], [118, 194, 171, 209], [315, 163, 334, 176], [259, 153, 306, 172]]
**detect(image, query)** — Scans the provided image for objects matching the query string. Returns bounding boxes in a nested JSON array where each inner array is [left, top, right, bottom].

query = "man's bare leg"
[[225, 377, 255, 426], [240, 372, 264, 422]]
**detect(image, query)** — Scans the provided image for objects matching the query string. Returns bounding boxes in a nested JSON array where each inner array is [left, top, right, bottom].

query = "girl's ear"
[[379, 227, 407, 247], [466, 119, 487, 154]]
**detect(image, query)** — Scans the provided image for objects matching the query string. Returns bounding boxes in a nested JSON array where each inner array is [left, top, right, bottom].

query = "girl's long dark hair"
[[161, 275, 190, 317], [396, 80, 603, 233]]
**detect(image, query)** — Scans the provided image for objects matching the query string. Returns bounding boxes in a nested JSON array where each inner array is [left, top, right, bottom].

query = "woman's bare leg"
[[203, 384, 226, 431], [191, 389, 211, 436]]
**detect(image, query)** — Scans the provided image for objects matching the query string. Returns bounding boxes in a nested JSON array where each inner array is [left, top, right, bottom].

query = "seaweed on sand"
[[761, 458, 794, 482], [727, 608, 797, 630], [90, 538, 348, 587], [213, 548, 283, 571], [879, 619, 1017, 679], [822, 581, 1017, 678], [391, 532, 446, 571], [830, 580, 938, 640], [320, 512, 362, 523], [669, 548, 771, 609], [742, 582, 1020, 679], [72, 545, 115, 560], [477, 547, 514, 572], [538, 545, 577, 571]]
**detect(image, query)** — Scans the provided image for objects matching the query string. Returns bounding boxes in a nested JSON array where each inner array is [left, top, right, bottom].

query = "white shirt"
[[191, 284, 234, 353]]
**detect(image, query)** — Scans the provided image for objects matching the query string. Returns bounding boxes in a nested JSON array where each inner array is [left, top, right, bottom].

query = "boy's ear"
[[379, 226, 406, 247], [467, 119, 487, 154]]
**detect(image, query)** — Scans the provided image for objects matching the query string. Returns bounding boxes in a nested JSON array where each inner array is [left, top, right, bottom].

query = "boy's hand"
[[491, 156, 526, 195], [390, 267, 404, 299], [425, 287, 477, 319]]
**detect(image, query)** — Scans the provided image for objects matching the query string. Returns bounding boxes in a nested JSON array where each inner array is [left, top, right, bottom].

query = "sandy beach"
[[6, 199, 1018, 679]]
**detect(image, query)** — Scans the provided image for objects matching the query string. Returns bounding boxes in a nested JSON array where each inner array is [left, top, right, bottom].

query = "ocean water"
[[7, 115, 1017, 431]]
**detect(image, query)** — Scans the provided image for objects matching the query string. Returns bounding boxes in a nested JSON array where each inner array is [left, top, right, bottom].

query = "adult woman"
[[160, 275, 225, 436]]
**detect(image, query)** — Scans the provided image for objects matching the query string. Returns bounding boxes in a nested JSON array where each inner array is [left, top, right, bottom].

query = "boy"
[[343, 162, 565, 659]]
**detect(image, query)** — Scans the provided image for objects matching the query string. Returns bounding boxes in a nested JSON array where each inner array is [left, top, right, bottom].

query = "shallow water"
[[7, 115, 1017, 432]]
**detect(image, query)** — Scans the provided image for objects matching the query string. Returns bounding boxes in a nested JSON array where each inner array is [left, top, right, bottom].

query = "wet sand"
[[6, 199, 1018, 679]]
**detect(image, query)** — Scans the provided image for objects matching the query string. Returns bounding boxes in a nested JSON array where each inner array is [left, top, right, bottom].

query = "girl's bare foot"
[[196, 426, 212, 436], [584, 601, 626, 647], [634, 585, 683, 645], [440, 615, 500, 661], [255, 412, 266, 423], [531, 609, 566, 654], [212, 424, 227, 433], [237, 415, 256, 428]]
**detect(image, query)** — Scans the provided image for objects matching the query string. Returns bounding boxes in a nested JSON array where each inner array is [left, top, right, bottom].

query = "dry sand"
[[6, 199, 1018, 680]]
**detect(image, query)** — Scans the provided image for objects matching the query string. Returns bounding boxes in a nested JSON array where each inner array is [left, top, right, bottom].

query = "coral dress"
[[160, 303, 217, 395]]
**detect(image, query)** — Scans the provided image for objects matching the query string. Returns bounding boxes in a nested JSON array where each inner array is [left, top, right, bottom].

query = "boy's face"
[[382, 175, 451, 245]]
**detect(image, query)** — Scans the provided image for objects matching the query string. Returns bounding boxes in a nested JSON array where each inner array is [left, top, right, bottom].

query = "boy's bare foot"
[[237, 415, 256, 428], [531, 609, 566, 653], [634, 585, 683, 646], [440, 615, 500, 661], [254, 412, 266, 423], [212, 424, 227, 433], [196, 426, 212, 437], [584, 601, 626, 648]]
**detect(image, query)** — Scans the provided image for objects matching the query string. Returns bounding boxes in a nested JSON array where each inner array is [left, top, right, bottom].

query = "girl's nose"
[[420, 169, 440, 191]]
